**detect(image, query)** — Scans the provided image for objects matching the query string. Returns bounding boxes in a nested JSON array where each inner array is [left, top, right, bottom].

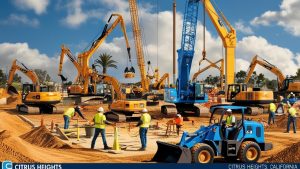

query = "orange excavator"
[[7, 59, 61, 113]]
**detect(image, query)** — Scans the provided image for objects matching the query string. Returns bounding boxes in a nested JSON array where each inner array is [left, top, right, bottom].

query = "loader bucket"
[[7, 86, 18, 95], [152, 141, 191, 163]]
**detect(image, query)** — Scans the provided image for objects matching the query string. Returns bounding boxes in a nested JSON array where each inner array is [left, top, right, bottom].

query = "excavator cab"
[[124, 66, 135, 78]]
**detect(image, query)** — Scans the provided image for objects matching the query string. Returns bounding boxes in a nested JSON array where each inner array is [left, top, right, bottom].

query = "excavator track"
[[161, 105, 177, 117]]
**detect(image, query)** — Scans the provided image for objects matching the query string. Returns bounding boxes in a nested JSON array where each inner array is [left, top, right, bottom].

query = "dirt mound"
[[264, 141, 300, 163], [0, 130, 36, 162], [0, 130, 11, 140], [21, 126, 71, 149]]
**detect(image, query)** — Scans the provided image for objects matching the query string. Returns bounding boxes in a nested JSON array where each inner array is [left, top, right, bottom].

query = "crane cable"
[[199, 1, 207, 74]]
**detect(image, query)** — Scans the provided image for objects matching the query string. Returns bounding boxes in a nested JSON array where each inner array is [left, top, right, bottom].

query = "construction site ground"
[[1, 98, 300, 163]]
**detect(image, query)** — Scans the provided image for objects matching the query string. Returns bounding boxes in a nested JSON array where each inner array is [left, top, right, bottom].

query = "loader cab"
[[209, 106, 245, 140]]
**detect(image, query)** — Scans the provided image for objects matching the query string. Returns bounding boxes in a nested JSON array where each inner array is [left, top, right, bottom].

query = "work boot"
[[104, 146, 112, 150], [138, 147, 146, 151], [284, 131, 289, 133]]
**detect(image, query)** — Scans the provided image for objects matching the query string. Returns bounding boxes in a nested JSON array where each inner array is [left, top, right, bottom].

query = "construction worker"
[[63, 105, 86, 129], [225, 109, 236, 127], [174, 114, 183, 135], [268, 102, 277, 125], [286, 105, 297, 133], [223, 109, 235, 139], [91, 107, 113, 150], [136, 108, 151, 151]]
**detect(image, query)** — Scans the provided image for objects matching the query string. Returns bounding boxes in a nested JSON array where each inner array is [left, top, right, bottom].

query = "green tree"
[[235, 70, 247, 83], [13, 73, 22, 83], [34, 69, 51, 83], [94, 53, 118, 74], [0, 69, 7, 87], [294, 68, 300, 80]]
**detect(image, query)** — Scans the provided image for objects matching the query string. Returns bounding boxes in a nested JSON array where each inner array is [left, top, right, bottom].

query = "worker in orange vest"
[[174, 114, 183, 135]]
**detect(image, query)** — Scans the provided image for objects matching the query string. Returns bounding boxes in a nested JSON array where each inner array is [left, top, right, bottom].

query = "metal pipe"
[[173, 0, 176, 85]]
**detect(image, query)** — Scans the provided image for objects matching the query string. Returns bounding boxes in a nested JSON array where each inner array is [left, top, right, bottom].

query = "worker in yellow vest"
[[223, 109, 236, 139], [225, 109, 236, 127], [286, 105, 298, 133], [136, 108, 151, 151], [268, 103, 277, 125], [91, 107, 114, 150], [63, 105, 86, 129]]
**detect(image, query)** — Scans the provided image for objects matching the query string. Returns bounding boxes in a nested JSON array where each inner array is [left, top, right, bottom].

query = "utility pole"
[[173, 0, 176, 85]]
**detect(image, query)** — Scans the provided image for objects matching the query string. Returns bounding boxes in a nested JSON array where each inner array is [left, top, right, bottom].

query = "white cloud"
[[61, 0, 88, 28], [0, 42, 73, 82], [251, 0, 300, 36], [234, 20, 254, 35], [12, 0, 49, 15], [236, 36, 300, 78], [0, 14, 39, 27]]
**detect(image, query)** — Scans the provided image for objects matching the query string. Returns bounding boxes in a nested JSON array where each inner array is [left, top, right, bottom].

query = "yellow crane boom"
[[128, 0, 149, 92], [202, 0, 236, 86]]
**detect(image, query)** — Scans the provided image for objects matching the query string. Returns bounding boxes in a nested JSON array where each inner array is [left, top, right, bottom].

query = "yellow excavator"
[[198, 0, 274, 115], [7, 59, 61, 113], [97, 74, 146, 122], [58, 13, 135, 96], [245, 55, 300, 97]]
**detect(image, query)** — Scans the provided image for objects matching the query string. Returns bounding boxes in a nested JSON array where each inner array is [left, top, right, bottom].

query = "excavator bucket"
[[152, 141, 191, 163], [7, 86, 19, 95]]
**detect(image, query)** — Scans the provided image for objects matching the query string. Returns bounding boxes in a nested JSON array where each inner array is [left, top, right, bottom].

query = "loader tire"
[[238, 141, 261, 163], [191, 143, 214, 163]]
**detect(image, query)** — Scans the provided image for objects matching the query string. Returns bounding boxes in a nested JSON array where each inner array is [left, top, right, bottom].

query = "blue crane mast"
[[162, 0, 208, 117]]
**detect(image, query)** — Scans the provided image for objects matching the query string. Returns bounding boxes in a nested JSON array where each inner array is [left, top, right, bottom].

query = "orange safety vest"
[[175, 117, 183, 125]]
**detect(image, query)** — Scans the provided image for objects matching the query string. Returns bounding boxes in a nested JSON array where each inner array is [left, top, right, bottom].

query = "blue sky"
[[0, 0, 299, 82]]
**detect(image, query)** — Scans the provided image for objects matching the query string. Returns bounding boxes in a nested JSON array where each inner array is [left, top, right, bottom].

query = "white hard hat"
[[176, 114, 181, 117], [97, 107, 104, 112], [142, 108, 148, 113], [291, 92, 294, 95], [227, 109, 232, 112]]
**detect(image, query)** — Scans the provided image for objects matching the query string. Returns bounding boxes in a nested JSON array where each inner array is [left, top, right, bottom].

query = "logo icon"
[[2, 161, 12, 169]]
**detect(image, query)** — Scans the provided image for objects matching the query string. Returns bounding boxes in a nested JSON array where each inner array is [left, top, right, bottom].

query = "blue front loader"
[[152, 106, 273, 163]]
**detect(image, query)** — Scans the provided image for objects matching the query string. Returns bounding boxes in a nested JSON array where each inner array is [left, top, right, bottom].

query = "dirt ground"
[[0, 98, 300, 163]]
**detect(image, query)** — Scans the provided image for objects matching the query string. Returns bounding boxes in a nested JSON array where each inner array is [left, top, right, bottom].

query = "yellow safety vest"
[[226, 115, 235, 125], [94, 113, 106, 129], [64, 108, 75, 118], [140, 113, 151, 128], [289, 107, 297, 117], [269, 103, 276, 112]]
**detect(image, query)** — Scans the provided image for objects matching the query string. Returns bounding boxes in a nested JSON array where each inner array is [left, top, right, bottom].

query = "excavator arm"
[[78, 13, 133, 94], [202, 0, 236, 86], [97, 74, 126, 100], [7, 59, 40, 92], [58, 45, 82, 82], [192, 58, 224, 88], [244, 55, 286, 88], [153, 73, 170, 90]]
